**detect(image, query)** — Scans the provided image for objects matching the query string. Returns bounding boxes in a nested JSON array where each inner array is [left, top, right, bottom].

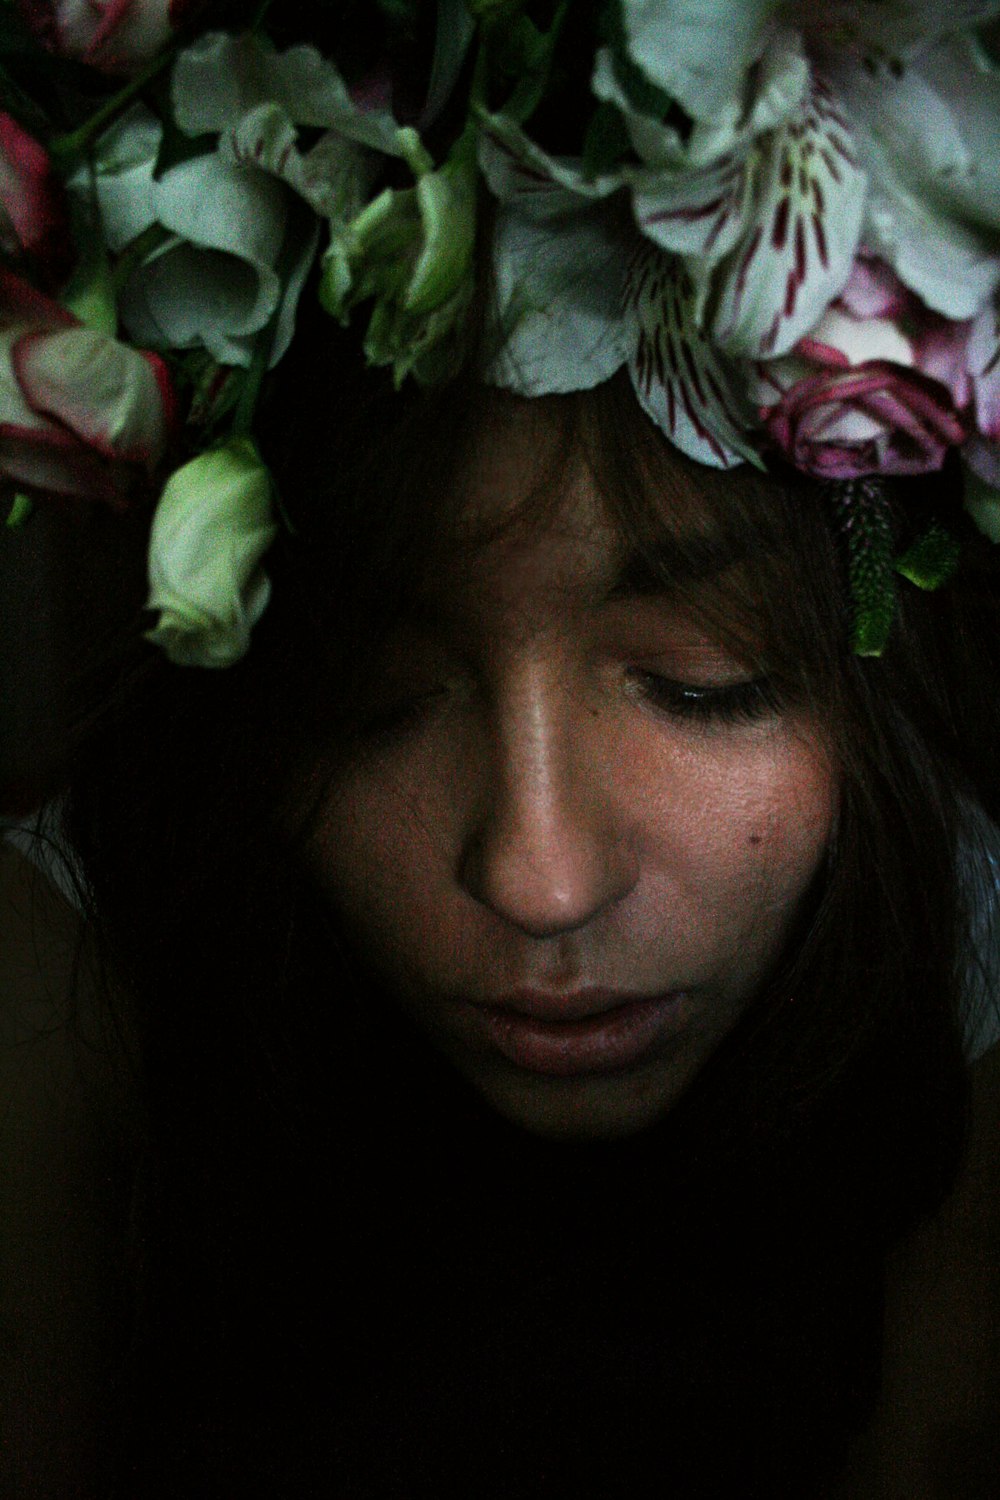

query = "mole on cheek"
[[748, 833, 763, 846]]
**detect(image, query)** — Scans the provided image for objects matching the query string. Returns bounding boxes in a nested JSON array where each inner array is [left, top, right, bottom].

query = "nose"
[[458, 664, 637, 938]]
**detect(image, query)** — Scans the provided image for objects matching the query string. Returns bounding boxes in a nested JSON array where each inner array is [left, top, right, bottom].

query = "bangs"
[[415, 371, 852, 721]]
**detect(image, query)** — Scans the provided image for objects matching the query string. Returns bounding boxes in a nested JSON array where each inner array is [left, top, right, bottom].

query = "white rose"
[[145, 439, 278, 667]]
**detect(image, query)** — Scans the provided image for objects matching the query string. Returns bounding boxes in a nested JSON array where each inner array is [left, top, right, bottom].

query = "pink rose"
[[0, 113, 73, 286], [0, 268, 176, 507], [755, 254, 971, 478], [16, 0, 203, 75]]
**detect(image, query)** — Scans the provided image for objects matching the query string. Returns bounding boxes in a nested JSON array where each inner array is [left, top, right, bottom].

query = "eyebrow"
[[602, 532, 749, 601]]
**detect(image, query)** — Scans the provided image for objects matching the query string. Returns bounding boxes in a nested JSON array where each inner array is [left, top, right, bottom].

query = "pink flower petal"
[[0, 419, 122, 503], [760, 358, 967, 477], [0, 113, 72, 282], [0, 263, 76, 328]]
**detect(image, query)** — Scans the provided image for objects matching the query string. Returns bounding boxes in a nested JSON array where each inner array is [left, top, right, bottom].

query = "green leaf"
[[894, 521, 961, 591], [482, 2, 569, 123], [5, 493, 33, 528]]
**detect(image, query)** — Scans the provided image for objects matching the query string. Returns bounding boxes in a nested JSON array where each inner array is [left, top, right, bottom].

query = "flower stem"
[[48, 46, 176, 164]]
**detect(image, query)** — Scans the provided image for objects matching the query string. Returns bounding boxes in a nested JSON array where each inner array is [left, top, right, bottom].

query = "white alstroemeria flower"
[[610, 1, 1000, 352], [619, 0, 1000, 120], [592, 32, 808, 276], [89, 107, 317, 368], [607, 5, 869, 355], [145, 439, 278, 668]]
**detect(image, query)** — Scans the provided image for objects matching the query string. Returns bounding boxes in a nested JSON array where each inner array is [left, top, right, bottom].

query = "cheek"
[[309, 777, 457, 970], [633, 728, 836, 942]]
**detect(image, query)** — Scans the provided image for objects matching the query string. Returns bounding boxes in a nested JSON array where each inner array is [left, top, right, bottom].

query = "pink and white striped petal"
[[13, 327, 173, 468], [624, 246, 756, 468], [713, 74, 867, 359], [0, 419, 123, 502]]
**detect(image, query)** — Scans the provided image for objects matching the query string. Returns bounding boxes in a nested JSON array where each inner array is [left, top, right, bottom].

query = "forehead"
[[420, 393, 750, 625]]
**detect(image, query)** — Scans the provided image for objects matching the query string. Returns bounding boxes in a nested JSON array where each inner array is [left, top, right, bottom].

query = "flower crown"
[[2, 0, 999, 665]]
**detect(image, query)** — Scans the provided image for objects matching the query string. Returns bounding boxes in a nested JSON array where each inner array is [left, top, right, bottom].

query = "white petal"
[[224, 105, 374, 223], [620, 0, 783, 122], [484, 205, 628, 396], [633, 155, 752, 266], [804, 1, 1000, 59], [477, 119, 620, 210], [88, 105, 163, 252], [119, 240, 280, 366], [863, 178, 1000, 318], [155, 151, 288, 264], [827, 35, 1000, 315], [713, 74, 867, 357], [625, 248, 757, 467], [969, 298, 1000, 436], [801, 303, 913, 366], [172, 32, 403, 156], [593, 29, 808, 170]]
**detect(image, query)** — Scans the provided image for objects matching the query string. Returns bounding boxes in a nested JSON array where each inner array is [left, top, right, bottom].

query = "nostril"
[[458, 803, 636, 939]]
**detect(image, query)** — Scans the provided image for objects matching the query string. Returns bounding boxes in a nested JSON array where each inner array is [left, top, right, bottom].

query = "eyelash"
[[633, 672, 780, 726]]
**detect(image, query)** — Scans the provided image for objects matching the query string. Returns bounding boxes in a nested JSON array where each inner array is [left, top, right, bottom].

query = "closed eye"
[[632, 672, 782, 727]]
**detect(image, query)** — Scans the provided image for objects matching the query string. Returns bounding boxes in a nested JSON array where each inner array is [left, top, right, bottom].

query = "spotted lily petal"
[[624, 246, 757, 468], [713, 75, 867, 358]]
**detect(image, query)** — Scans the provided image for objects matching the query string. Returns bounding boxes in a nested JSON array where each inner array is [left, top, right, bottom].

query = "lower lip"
[[476, 994, 687, 1077]]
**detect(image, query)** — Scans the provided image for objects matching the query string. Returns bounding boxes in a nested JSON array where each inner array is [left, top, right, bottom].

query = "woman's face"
[[309, 398, 837, 1140]]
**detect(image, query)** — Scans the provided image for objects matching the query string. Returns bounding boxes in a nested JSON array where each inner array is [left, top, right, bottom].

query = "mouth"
[[469, 990, 689, 1077]]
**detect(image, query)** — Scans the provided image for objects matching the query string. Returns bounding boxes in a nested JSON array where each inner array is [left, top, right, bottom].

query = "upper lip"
[[478, 988, 660, 1022]]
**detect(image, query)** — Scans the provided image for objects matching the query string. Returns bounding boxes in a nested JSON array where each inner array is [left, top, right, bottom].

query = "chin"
[[462, 1054, 697, 1142]]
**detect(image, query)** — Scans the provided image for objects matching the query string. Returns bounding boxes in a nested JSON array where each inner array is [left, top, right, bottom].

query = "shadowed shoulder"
[[824, 1042, 1000, 1498]]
